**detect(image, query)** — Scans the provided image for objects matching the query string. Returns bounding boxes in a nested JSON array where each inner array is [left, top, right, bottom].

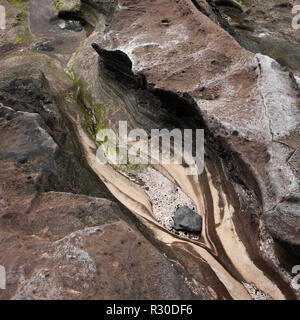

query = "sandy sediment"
[[70, 115, 287, 300], [122, 167, 199, 239]]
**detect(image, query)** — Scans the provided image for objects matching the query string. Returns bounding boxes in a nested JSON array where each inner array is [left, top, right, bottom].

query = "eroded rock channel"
[[0, 0, 299, 300]]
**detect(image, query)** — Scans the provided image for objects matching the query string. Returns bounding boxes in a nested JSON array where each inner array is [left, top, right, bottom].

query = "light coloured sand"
[[122, 167, 199, 240], [69, 116, 287, 300]]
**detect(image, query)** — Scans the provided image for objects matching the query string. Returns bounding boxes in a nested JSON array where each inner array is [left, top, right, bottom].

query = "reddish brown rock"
[[1, 0, 300, 300], [0, 104, 206, 300], [0, 192, 200, 300]]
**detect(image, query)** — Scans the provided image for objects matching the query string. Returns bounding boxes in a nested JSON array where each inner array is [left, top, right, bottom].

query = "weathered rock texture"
[[54, 0, 81, 13], [0, 0, 300, 300], [0, 103, 201, 300], [216, 0, 300, 76], [0, 41, 207, 298], [92, 0, 300, 252], [264, 192, 300, 252]]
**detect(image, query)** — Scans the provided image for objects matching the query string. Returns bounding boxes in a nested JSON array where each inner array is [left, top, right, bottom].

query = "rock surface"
[[0, 104, 203, 300], [0, 192, 198, 299], [173, 206, 202, 233], [0, 47, 207, 298], [216, 0, 300, 76], [54, 0, 81, 13], [215, 0, 300, 261], [0, 0, 300, 300], [94, 0, 300, 251], [264, 192, 300, 253]]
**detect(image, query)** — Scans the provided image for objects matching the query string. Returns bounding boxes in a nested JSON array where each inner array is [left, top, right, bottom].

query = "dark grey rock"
[[82, 0, 115, 16], [58, 19, 83, 32], [34, 41, 55, 52], [173, 206, 202, 233], [65, 20, 83, 32], [264, 192, 300, 254], [0, 67, 109, 198]]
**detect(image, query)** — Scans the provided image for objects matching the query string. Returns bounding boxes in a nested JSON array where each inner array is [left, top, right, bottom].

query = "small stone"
[[160, 18, 171, 26], [173, 206, 202, 233]]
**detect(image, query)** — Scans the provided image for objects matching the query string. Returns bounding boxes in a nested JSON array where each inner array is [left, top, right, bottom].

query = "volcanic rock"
[[0, 33, 211, 297], [54, 0, 81, 13], [0, 102, 202, 300], [1, 0, 300, 300], [92, 0, 300, 250], [264, 192, 300, 255], [173, 206, 202, 233]]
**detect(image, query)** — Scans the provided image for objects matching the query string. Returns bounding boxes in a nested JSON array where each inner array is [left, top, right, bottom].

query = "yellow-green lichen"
[[7, 0, 40, 45], [7, 0, 28, 10], [8, 0, 29, 28], [66, 38, 89, 79], [15, 10, 27, 26], [75, 81, 148, 172], [66, 63, 147, 172], [53, 0, 81, 12], [0, 52, 46, 60], [76, 80, 106, 140], [53, 0, 63, 10], [14, 31, 33, 45]]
